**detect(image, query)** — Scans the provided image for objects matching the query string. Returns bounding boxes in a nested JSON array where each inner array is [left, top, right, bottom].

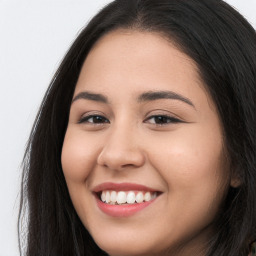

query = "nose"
[[97, 126, 146, 171]]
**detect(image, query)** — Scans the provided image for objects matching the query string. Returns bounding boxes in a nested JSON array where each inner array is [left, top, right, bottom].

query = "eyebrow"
[[72, 90, 195, 108], [72, 91, 108, 104], [138, 90, 195, 108]]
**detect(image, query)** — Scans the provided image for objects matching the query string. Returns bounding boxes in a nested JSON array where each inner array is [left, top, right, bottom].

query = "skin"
[[61, 30, 235, 256]]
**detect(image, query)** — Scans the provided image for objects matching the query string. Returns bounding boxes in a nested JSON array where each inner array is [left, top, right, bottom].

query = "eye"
[[144, 115, 182, 125], [78, 115, 110, 124]]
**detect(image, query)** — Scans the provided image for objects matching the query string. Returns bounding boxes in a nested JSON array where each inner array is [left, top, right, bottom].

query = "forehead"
[[81, 29, 199, 83], [74, 29, 213, 110]]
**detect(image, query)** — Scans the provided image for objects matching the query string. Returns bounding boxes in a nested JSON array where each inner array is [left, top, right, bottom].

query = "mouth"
[[97, 190, 159, 205], [93, 182, 162, 217]]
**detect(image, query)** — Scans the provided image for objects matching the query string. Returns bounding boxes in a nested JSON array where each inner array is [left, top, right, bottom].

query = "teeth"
[[152, 192, 157, 199], [100, 190, 157, 204], [127, 191, 136, 204], [101, 191, 106, 202], [110, 191, 117, 203], [117, 191, 126, 204], [135, 192, 144, 203], [105, 191, 110, 203], [144, 192, 151, 201]]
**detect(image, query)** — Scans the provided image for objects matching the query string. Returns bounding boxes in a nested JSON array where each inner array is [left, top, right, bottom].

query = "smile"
[[100, 190, 158, 205], [93, 182, 162, 217]]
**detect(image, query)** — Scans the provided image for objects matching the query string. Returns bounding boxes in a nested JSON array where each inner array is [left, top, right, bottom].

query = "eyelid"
[[144, 114, 183, 125], [145, 109, 183, 119], [76, 110, 187, 126], [78, 111, 110, 124]]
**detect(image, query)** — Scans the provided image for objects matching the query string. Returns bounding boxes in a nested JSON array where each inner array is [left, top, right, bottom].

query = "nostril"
[[120, 163, 136, 169], [97, 148, 146, 171]]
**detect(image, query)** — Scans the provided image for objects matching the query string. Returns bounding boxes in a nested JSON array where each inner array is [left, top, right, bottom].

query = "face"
[[61, 30, 232, 256]]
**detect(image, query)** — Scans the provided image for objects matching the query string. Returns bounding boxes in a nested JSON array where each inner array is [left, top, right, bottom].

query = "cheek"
[[148, 125, 229, 208], [145, 128, 229, 241], [156, 124, 226, 175], [61, 128, 100, 227], [61, 128, 98, 182]]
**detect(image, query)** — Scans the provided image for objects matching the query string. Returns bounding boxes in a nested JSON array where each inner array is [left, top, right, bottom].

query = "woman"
[[19, 0, 256, 255]]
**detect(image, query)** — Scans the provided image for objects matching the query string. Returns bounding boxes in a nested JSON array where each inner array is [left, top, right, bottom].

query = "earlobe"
[[230, 174, 242, 188], [229, 162, 242, 188]]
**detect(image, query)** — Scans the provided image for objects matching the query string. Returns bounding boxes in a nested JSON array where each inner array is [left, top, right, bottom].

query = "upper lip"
[[92, 182, 160, 193]]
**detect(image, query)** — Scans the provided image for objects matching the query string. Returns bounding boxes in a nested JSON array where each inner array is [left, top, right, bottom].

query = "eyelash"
[[144, 115, 182, 125], [78, 115, 110, 125], [78, 114, 182, 126]]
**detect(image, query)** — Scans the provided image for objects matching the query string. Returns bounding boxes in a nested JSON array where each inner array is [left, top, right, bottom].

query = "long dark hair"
[[19, 0, 256, 255]]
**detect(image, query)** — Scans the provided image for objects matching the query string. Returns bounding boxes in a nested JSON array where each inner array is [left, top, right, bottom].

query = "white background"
[[0, 1, 255, 255]]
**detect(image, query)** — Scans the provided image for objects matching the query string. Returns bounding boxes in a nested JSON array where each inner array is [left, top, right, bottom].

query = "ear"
[[230, 176, 241, 188], [230, 169, 242, 188]]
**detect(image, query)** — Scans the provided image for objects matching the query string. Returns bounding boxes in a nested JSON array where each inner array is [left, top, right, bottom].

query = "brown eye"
[[79, 115, 110, 124], [145, 115, 181, 125]]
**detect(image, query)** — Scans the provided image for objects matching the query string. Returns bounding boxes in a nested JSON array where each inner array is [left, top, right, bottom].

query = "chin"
[[93, 235, 162, 256], [99, 245, 155, 256]]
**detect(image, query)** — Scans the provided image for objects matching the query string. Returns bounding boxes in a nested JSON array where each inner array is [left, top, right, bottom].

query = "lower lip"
[[95, 196, 157, 217]]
